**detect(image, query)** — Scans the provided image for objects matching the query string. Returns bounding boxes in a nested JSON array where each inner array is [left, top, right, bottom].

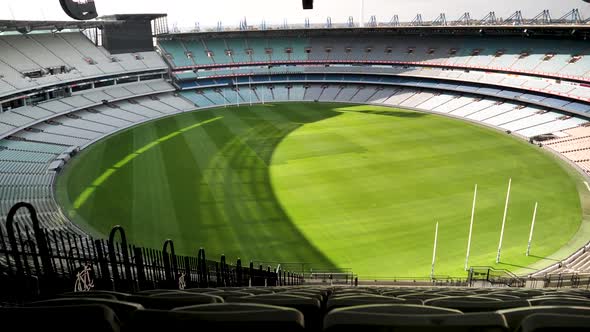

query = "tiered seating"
[[8, 286, 590, 332], [517, 117, 587, 138], [163, 34, 590, 105], [483, 107, 538, 127], [0, 79, 174, 138], [500, 111, 562, 132], [319, 86, 342, 102], [289, 86, 306, 101], [399, 91, 436, 108], [159, 40, 194, 67], [160, 36, 589, 80], [0, 32, 166, 98], [382, 89, 418, 106], [205, 39, 231, 65], [336, 87, 360, 102], [303, 86, 324, 101], [442, 97, 481, 116], [466, 102, 518, 121]]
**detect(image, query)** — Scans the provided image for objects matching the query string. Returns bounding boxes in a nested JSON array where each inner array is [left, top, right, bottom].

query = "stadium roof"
[[98, 14, 168, 21], [0, 14, 167, 34], [0, 19, 115, 33], [161, 24, 590, 40], [161, 8, 590, 39]]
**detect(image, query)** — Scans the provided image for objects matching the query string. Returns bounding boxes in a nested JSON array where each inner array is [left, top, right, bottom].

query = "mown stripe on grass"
[[73, 116, 223, 209]]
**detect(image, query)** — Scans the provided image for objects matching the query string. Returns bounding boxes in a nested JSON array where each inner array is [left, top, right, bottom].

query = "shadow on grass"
[[528, 254, 561, 262], [180, 105, 342, 270], [352, 110, 427, 118], [498, 262, 537, 271]]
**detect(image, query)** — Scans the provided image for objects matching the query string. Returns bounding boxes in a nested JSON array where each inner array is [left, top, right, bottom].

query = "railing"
[[468, 266, 526, 287], [0, 202, 303, 303], [524, 273, 590, 289]]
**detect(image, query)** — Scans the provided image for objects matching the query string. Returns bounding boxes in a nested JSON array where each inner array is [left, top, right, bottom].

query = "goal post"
[[496, 178, 512, 264], [526, 202, 538, 256], [464, 184, 477, 270]]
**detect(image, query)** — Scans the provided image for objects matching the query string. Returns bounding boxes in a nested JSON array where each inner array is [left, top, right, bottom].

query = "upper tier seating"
[[0, 32, 167, 98], [159, 36, 590, 82]]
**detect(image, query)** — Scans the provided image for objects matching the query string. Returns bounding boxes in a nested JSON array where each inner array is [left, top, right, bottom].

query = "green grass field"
[[56, 103, 585, 278]]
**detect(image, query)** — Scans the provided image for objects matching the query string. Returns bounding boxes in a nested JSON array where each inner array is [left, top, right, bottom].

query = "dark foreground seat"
[[135, 289, 189, 295], [229, 294, 321, 330], [31, 298, 143, 323], [130, 304, 304, 331], [182, 287, 224, 294], [59, 290, 133, 301], [128, 292, 223, 309], [529, 298, 590, 307], [325, 303, 461, 315], [0, 304, 120, 332], [424, 296, 530, 312], [497, 306, 590, 331], [398, 293, 449, 301], [172, 303, 304, 330], [327, 295, 421, 311], [324, 309, 509, 332], [516, 313, 590, 332], [213, 291, 255, 300]]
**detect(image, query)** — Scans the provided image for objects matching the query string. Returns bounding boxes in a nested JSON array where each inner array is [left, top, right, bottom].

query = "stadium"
[[1, 0, 590, 330]]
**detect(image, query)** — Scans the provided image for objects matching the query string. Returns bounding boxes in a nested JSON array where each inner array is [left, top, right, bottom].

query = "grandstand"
[[1, 6, 590, 330]]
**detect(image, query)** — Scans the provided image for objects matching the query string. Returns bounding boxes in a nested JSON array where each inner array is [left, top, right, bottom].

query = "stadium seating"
[[0, 32, 167, 98], [0, 305, 121, 332], [7, 286, 589, 332]]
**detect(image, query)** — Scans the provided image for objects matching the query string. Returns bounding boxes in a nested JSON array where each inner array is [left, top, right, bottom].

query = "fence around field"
[[0, 202, 303, 303]]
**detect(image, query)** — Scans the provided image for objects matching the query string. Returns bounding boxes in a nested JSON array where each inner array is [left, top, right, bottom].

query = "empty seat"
[[484, 294, 523, 301], [128, 293, 223, 309], [55, 292, 119, 300], [135, 289, 189, 295], [214, 291, 255, 300], [229, 294, 321, 330], [327, 295, 421, 311], [326, 303, 461, 314], [398, 293, 448, 301], [530, 298, 590, 307], [130, 303, 304, 331], [324, 310, 509, 332], [516, 313, 590, 332], [424, 296, 530, 312], [283, 291, 324, 302], [497, 306, 590, 331], [59, 290, 133, 301], [436, 291, 478, 297], [381, 290, 417, 297], [182, 287, 225, 294], [0, 304, 120, 332], [31, 298, 143, 323], [240, 288, 275, 295]]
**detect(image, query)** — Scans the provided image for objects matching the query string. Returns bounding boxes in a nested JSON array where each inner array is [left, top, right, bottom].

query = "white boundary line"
[[584, 181, 590, 192]]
